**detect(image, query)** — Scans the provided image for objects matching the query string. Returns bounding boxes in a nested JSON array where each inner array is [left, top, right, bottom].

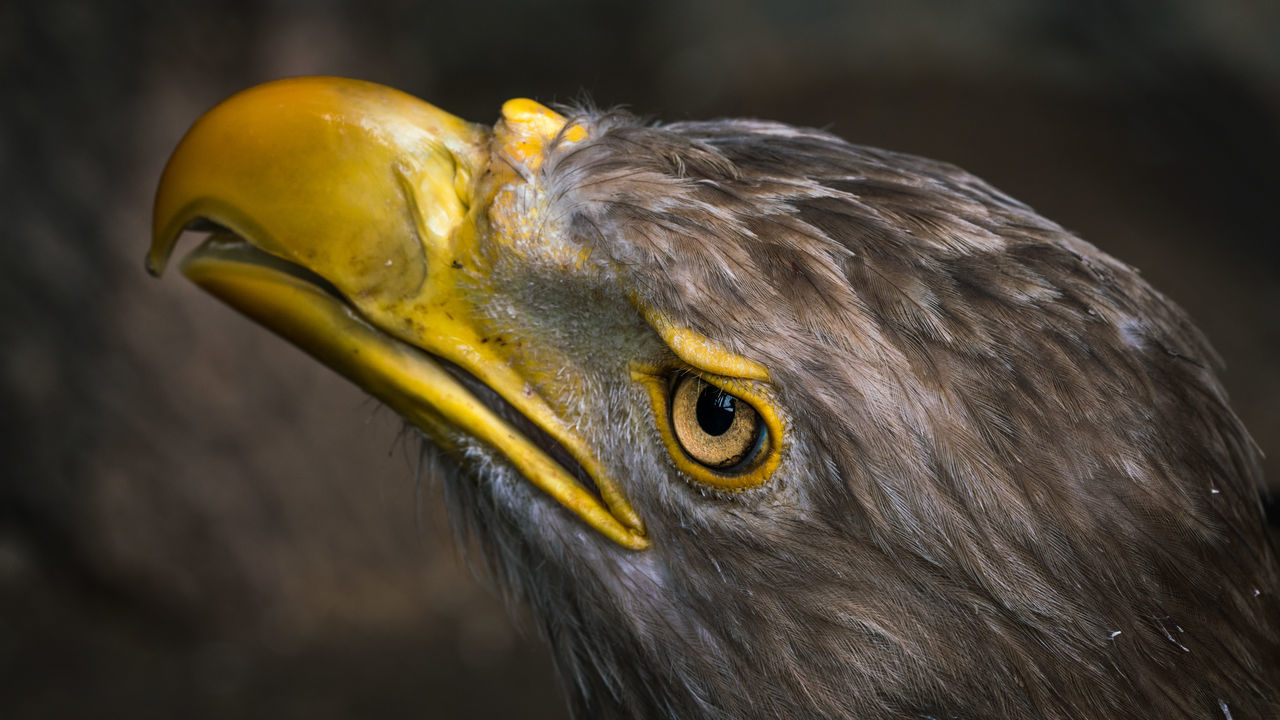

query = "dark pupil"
[[695, 385, 736, 436]]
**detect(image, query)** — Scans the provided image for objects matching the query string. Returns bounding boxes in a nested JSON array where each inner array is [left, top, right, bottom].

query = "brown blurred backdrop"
[[3, 1, 1278, 717]]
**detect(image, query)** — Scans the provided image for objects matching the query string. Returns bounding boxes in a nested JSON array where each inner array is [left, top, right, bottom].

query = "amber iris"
[[670, 375, 765, 471]]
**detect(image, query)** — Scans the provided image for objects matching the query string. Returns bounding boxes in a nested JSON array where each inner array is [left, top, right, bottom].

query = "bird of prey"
[[148, 77, 1278, 719]]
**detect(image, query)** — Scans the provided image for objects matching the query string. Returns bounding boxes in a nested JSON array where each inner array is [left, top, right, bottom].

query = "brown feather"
[[437, 109, 1279, 719]]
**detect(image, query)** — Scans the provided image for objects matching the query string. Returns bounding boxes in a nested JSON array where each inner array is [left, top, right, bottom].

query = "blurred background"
[[3, 0, 1278, 717]]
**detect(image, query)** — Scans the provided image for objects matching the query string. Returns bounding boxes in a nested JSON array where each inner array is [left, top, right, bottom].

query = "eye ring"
[[669, 374, 766, 472], [631, 363, 784, 492]]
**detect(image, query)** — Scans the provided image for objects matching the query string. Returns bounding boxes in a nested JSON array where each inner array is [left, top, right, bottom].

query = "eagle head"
[[149, 77, 1279, 719]]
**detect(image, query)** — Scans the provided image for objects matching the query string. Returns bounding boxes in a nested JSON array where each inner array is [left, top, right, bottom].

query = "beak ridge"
[[148, 76, 489, 300]]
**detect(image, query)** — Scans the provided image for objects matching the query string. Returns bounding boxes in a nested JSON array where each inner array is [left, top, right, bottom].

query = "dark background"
[[3, 1, 1278, 717]]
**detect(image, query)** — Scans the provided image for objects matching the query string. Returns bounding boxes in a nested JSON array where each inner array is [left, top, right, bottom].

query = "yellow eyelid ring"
[[631, 363, 785, 492]]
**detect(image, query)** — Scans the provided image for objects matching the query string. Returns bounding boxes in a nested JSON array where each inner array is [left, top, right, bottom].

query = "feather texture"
[[437, 109, 1278, 719]]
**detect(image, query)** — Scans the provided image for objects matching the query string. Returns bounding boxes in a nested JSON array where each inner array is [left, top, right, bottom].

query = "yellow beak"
[[149, 77, 647, 550]]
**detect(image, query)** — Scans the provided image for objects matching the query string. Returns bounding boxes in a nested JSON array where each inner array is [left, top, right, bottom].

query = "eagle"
[[148, 77, 1279, 719]]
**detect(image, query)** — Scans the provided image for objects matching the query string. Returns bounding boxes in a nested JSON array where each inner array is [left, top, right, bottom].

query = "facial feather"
[[436, 107, 1280, 719]]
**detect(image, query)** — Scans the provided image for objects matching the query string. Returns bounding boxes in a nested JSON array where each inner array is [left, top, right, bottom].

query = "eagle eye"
[[670, 375, 765, 471], [631, 363, 783, 492]]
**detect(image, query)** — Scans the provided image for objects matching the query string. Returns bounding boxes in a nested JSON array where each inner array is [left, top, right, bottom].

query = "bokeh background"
[[4, 1, 1278, 717]]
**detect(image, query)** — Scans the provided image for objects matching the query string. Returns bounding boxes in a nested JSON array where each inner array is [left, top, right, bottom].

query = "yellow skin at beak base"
[[151, 77, 647, 549]]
